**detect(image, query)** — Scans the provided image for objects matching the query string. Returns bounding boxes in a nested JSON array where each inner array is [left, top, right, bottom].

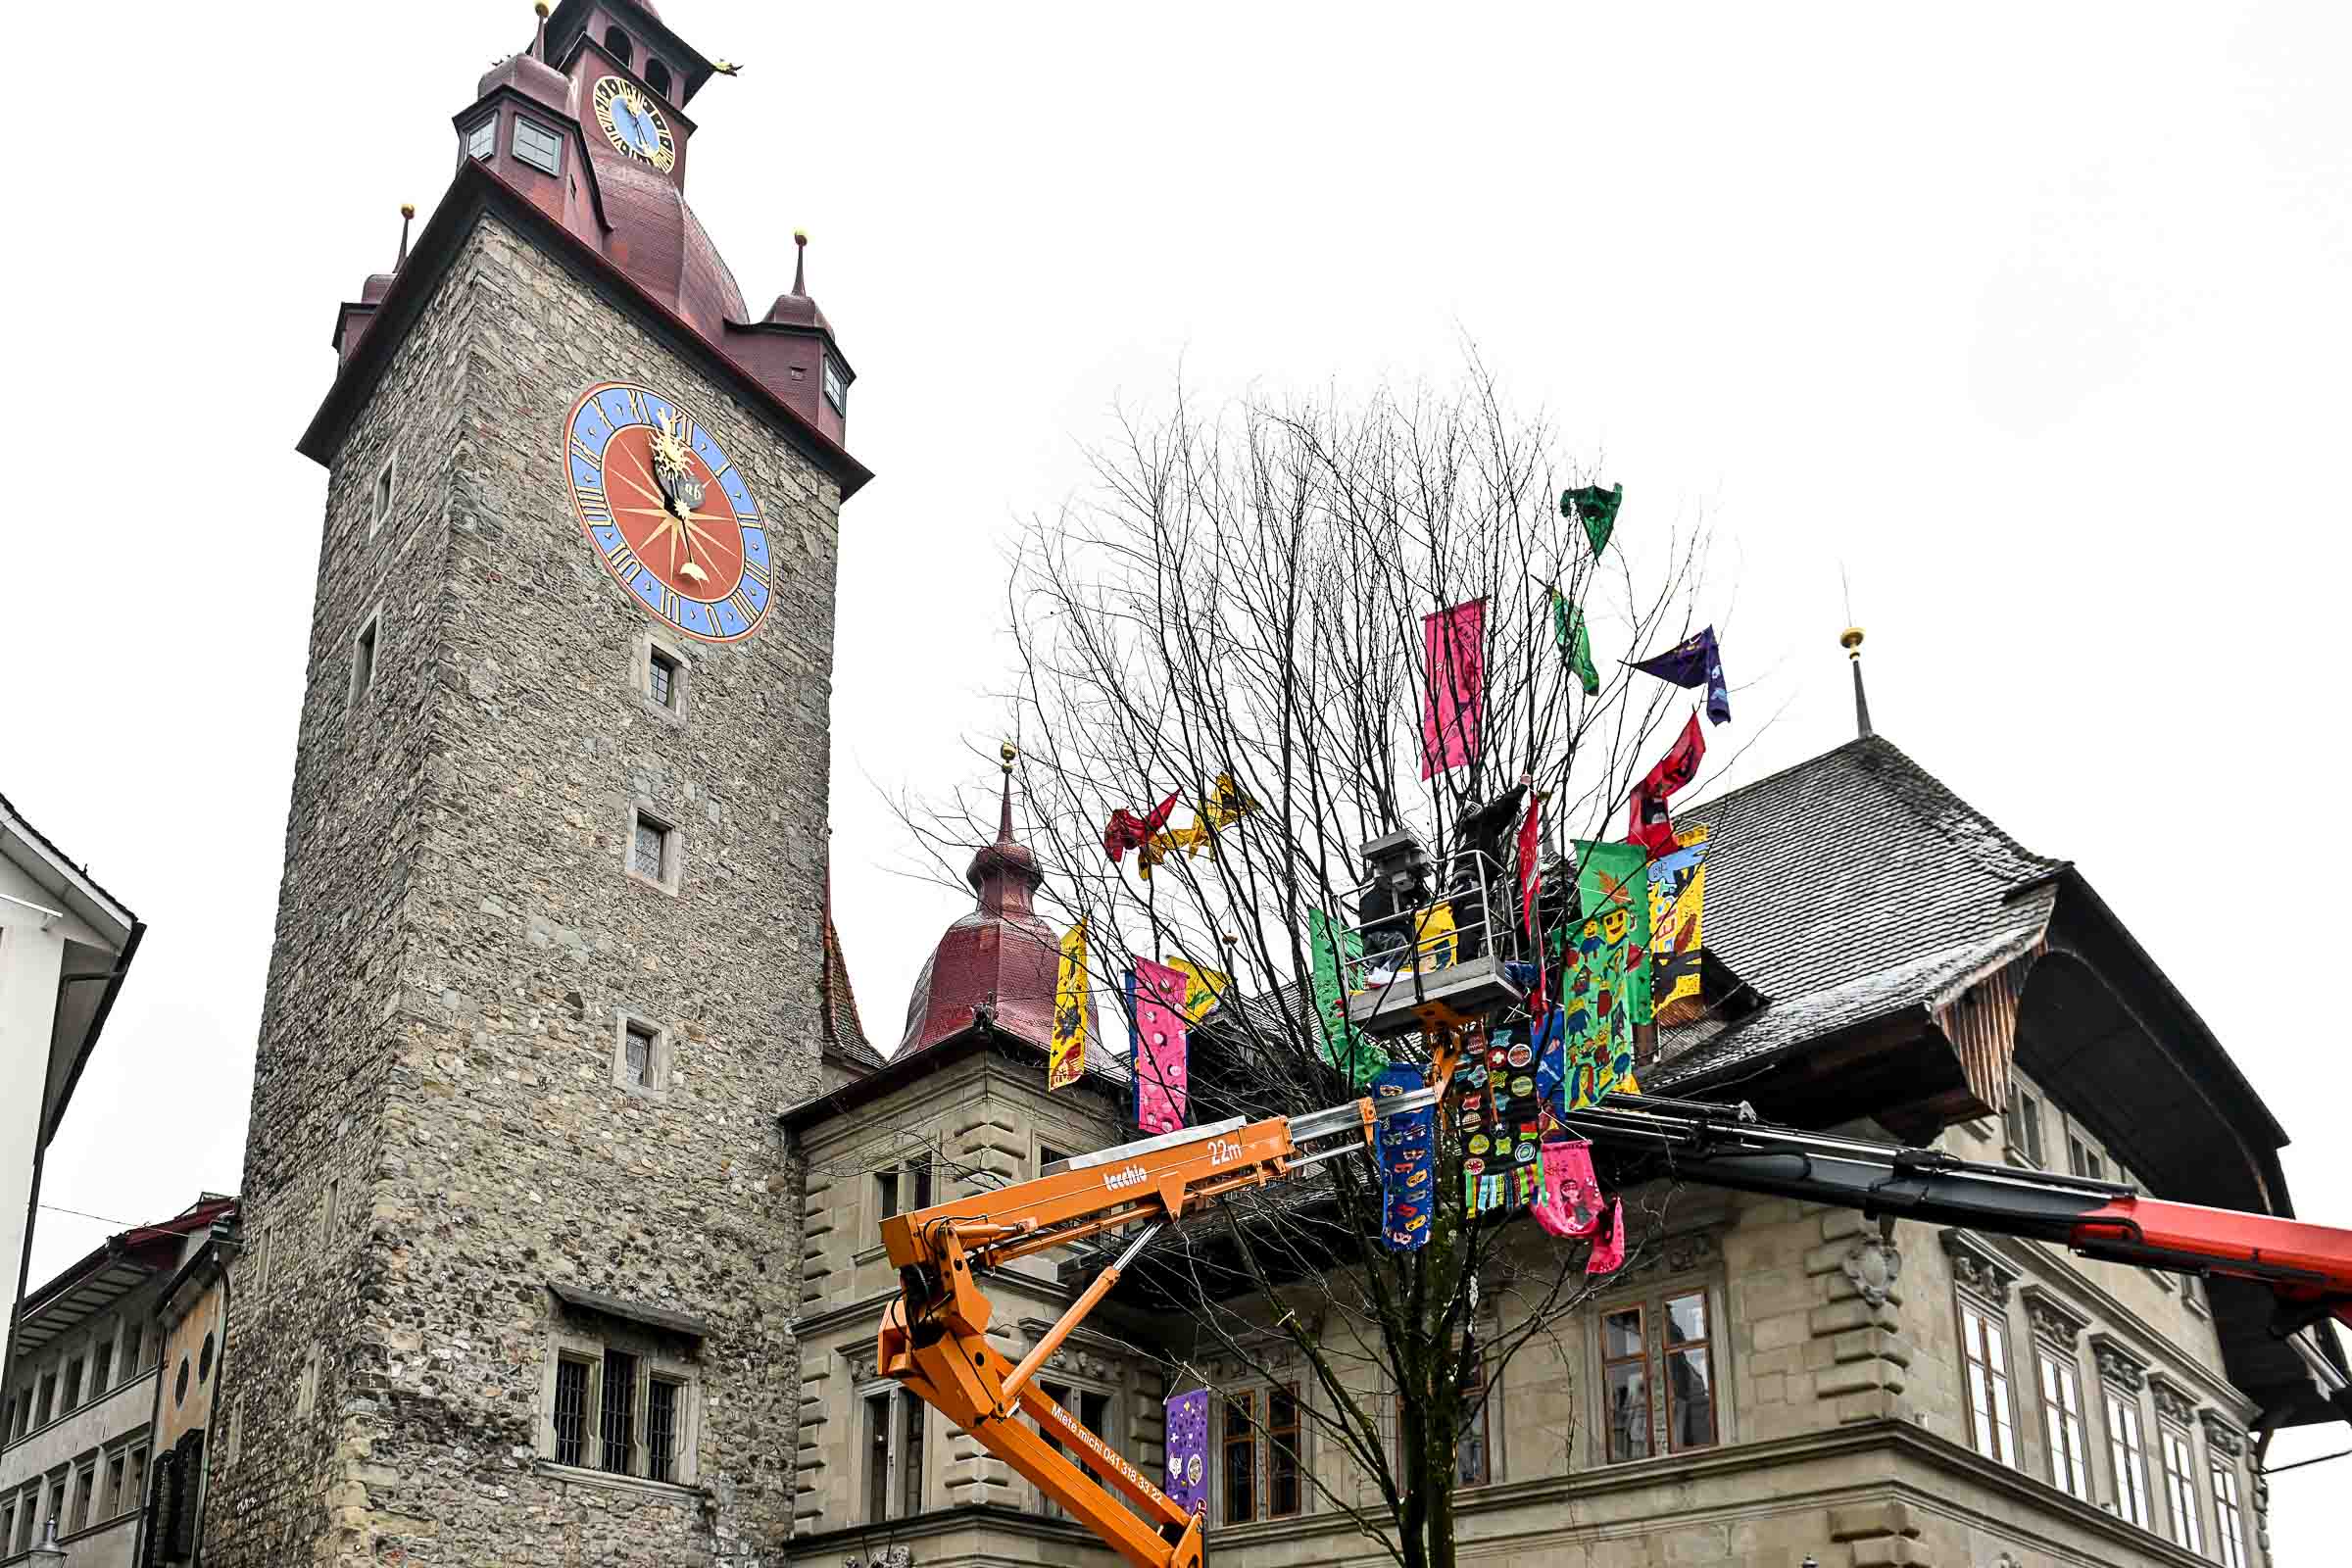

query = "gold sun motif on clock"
[[593, 74, 676, 172]]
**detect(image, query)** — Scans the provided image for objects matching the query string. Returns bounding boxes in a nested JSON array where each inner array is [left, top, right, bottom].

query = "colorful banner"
[[1628, 712, 1706, 861], [1561, 482, 1624, 558], [1165, 956, 1230, 1023], [1048, 920, 1090, 1091], [1103, 791, 1179, 865], [1551, 590, 1601, 697], [1311, 909, 1389, 1090], [1419, 598, 1487, 779], [1457, 1027, 1543, 1218], [1413, 900, 1460, 969], [1564, 842, 1651, 1108], [1532, 1135, 1603, 1240], [1372, 1062, 1436, 1251], [1128, 958, 1191, 1135], [1587, 1197, 1628, 1276], [1163, 1390, 1210, 1519], [1630, 626, 1732, 726], [1646, 829, 1708, 1011]]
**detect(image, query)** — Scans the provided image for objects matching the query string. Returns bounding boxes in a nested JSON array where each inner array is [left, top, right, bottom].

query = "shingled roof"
[[820, 910, 885, 1073], [1651, 734, 2064, 1092]]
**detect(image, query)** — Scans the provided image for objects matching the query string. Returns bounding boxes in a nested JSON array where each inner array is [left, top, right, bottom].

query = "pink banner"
[[1420, 598, 1487, 779], [1129, 957, 1191, 1135]]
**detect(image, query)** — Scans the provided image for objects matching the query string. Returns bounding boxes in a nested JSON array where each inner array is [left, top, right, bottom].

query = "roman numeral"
[[610, 545, 641, 579], [577, 484, 611, 521], [661, 587, 683, 623], [626, 387, 651, 424], [571, 437, 604, 472], [727, 589, 760, 626], [742, 561, 769, 590]]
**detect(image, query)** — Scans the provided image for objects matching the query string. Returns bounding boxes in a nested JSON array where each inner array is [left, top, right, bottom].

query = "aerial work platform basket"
[[1340, 837, 1533, 1037]]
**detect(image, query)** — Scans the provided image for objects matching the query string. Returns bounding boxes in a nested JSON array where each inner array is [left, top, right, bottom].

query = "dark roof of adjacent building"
[[821, 904, 884, 1073], [11, 1196, 239, 1360], [1652, 734, 2064, 1091]]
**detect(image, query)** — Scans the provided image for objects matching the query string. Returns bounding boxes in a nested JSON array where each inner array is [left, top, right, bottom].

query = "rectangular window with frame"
[[1222, 1391, 1256, 1524], [2037, 1354, 2090, 1498], [864, 1391, 892, 1525], [875, 1168, 900, 1221], [2213, 1460, 2247, 1568], [124, 1321, 144, 1373], [370, 454, 396, 537], [1660, 1290, 1716, 1453], [553, 1355, 591, 1467], [861, 1386, 925, 1523], [103, 1449, 125, 1518], [900, 1387, 925, 1516], [822, 357, 849, 415], [467, 116, 497, 159], [2159, 1425, 2201, 1552], [124, 1445, 146, 1515], [1267, 1384, 1302, 1516], [630, 813, 672, 882], [352, 613, 379, 706], [2068, 1132, 2106, 1183], [11, 1494, 27, 1552], [35, 1372, 55, 1426], [514, 116, 564, 175], [1601, 1304, 1649, 1462], [647, 1376, 681, 1484], [622, 1020, 658, 1089], [1958, 1302, 2018, 1467], [91, 1339, 112, 1397], [2005, 1089, 2044, 1165], [70, 1458, 94, 1532], [2107, 1391, 2151, 1528], [62, 1358, 83, 1413], [600, 1349, 638, 1474], [0, 1501, 12, 1556], [1037, 1380, 1109, 1519], [649, 647, 680, 709], [43, 1480, 64, 1542]]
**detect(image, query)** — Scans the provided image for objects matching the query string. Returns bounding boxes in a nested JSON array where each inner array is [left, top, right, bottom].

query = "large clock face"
[[593, 75, 675, 172], [566, 381, 775, 643]]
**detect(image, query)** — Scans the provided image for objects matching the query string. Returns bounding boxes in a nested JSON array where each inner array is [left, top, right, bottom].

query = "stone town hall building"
[[203, 4, 2340, 1566]]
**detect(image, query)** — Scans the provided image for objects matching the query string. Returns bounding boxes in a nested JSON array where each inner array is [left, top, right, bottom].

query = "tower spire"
[[997, 741, 1017, 844], [791, 229, 809, 296], [532, 0, 550, 62], [395, 203, 416, 270], [1840, 626, 1873, 739]]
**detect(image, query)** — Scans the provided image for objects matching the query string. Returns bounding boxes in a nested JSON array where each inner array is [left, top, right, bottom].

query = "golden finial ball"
[[534, 2, 551, 18], [1000, 741, 1017, 771], [794, 228, 809, 246], [1840, 626, 1866, 656], [400, 203, 416, 220]]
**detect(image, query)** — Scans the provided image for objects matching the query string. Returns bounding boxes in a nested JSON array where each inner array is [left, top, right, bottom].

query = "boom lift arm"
[[879, 1067, 2352, 1568]]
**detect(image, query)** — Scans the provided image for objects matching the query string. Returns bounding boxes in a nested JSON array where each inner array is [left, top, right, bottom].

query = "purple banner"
[[1372, 1062, 1435, 1250], [1164, 1389, 1210, 1518]]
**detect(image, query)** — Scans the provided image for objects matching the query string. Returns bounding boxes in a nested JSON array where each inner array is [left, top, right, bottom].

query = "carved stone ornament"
[[2019, 1283, 2089, 1348], [2148, 1375, 2195, 1429], [843, 1550, 915, 1568], [843, 1345, 880, 1385], [2200, 1410, 2246, 1459], [2089, 1334, 2147, 1394], [1937, 1229, 2014, 1305], [1843, 1234, 1903, 1308], [1628, 1230, 1720, 1278]]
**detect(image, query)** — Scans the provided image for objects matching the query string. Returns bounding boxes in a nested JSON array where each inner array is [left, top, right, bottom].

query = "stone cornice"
[[1939, 1228, 2018, 1305], [2019, 1283, 2090, 1348], [2089, 1331, 2148, 1393]]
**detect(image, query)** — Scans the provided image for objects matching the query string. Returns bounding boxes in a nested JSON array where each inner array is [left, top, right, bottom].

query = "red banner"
[[1420, 598, 1487, 779]]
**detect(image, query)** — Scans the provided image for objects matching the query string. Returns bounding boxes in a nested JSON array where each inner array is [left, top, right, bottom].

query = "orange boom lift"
[[878, 1030, 2352, 1568]]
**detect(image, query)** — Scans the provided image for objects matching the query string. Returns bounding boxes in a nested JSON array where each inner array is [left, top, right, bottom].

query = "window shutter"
[[143, 1448, 176, 1567], [168, 1430, 206, 1559]]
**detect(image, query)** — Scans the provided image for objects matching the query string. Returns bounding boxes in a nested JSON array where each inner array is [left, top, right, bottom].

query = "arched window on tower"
[[645, 59, 673, 99], [605, 26, 633, 67]]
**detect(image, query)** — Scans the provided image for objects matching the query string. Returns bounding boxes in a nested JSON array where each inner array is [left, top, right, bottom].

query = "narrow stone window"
[[644, 58, 672, 99], [35, 1371, 55, 1426], [1660, 1289, 1716, 1453], [514, 116, 564, 176], [102, 1448, 124, 1517], [125, 1444, 146, 1513], [370, 452, 396, 537], [823, 356, 850, 415], [553, 1356, 591, 1467], [647, 1377, 681, 1483], [614, 1015, 671, 1094], [63, 1357, 83, 1413], [70, 1458, 94, 1532], [600, 1349, 638, 1474], [2039, 1354, 2091, 1498], [321, 1177, 340, 1245], [1267, 1384, 1302, 1515], [2213, 1461, 2247, 1568], [622, 1021, 654, 1086], [864, 1392, 892, 1524], [466, 117, 496, 160], [91, 1339, 111, 1397], [1600, 1305, 1646, 1461], [296, 1344, 320, 1417], [2160, 1424, 2201, 1552], [649, 647, 680, 709], [2004, 1088, 2045, 1165], [874, 1168, 900, 1221], [1221, 1390, 1256, 1523], [2107, 1391, 2151, 1527], [605, 25, 633, 65], [350, 612, 380, 708], [900, 1389, 925, 1515], [1958, 1301, 2017, 1466], [2067, 1131, 2105, 1183], [123, 1321, 144, 1373], [627, 808, 677, 889]]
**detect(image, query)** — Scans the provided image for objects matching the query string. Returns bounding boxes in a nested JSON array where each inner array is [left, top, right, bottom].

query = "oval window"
[[200, 1332, 217, 1385], [174, 1355, 191, 1408]]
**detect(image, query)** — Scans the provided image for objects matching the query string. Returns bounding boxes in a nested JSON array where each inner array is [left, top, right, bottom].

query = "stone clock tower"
[[209, 4, 866, 1564]]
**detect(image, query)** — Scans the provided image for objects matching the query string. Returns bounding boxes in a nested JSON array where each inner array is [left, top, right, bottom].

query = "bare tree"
[[904, 363, 1718, 1568]]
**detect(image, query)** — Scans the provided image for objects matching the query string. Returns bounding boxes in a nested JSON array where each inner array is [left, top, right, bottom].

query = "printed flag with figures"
[[1563, 840, 1651, 1107], [1419, 597, 1487, 779], [1048, 919, 1090, 1092], [1646, 829, 1707, 1010], [1630, 626, 1732, 726], [1532, 1134, 1603, 1240], [1372, 1061, 1437, 1252], [1163, 1390, 1210, 1519], [1587, 1197, 1628, 1276], [1310, 908, 1388, 1089], [1127, 957, 1191, 1135], [1628, 712, 1705, 861], [1551, 589, 1601, 697], [1456, 1026, 1544, 1217]]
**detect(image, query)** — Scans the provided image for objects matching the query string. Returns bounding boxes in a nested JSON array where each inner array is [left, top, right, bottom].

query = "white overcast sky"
[[9, 0, 2350, 1541]]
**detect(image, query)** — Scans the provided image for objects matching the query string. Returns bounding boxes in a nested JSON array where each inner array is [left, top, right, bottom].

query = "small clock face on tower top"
[[593, 75, 676, 172], [566, 381, 775, 642]]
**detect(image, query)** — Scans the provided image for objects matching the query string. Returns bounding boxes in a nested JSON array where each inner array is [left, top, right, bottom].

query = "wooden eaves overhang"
[[297, 157, 872, 499]]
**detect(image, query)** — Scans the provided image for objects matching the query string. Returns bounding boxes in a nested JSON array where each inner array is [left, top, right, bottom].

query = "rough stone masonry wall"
[[214, 214, 842, 1568]]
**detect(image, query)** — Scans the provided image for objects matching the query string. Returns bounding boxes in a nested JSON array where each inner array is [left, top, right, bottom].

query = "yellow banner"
[[1048, 920, 1089, 1091], [1165, 956, 1230, 1022], [1646, 827, 1708, 1009]]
